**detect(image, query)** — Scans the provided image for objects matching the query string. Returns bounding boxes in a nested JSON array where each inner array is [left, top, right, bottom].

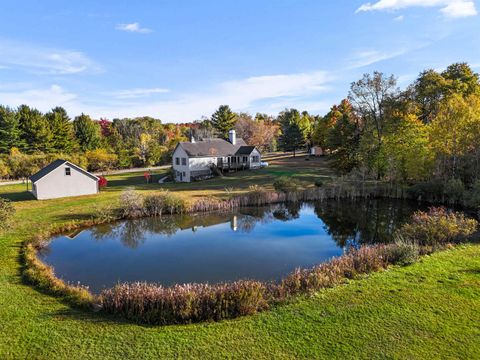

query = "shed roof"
[[30, 160, 99, 183]]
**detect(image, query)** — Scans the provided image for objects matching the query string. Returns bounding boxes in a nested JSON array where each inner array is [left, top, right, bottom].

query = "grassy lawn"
[[0, 156, 479, 359]]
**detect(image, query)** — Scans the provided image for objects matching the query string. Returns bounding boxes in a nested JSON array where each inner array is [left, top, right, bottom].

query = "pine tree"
[[73, 113, 101, 151], [210, 105, 237, 138], [17, 105, 52, 153], [278, 109, 305, 156], [45, 107, 76, 153], [0, 106, 24, 153]]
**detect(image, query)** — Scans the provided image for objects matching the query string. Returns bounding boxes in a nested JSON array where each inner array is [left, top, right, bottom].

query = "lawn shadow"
[[46, 305, 201, 329], [0, 190, 35, 202]]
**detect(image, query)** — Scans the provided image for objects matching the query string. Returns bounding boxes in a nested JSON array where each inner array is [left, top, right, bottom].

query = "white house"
[[172, 130, 262, 182], [29, 160, 99, 200]]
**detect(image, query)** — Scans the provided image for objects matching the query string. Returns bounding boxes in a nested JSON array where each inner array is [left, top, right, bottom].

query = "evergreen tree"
[[45, 107, 76, 153], [73, 113, 101, 151], [17, 105, 52, 153], [210, 105, 237, 138], [0, 106, 24, 153], [278, 109, 305, 156]]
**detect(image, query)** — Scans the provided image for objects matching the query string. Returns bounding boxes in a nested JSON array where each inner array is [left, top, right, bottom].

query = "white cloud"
[[0, 70, 334, 122], [0, 85, 78, 111], [0, 39, 100, 74], [108, 87, 170, 99], [92, 71, 332, 121], [116, 22, 152, 33], [348, 49, 408, 68], [394, 15, 405, 21], [440, 1, 478, 17], [357, 0, 477, 18]]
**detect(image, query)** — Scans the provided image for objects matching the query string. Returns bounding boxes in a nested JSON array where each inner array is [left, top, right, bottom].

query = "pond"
[[40, 199, 426, 293]]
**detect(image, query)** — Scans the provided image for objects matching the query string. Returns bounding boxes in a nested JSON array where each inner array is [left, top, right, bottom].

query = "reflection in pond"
[[41, 199, 425, 293]]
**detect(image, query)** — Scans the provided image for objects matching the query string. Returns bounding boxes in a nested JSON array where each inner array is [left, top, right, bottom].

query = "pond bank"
[[21, 182, 478, 325]]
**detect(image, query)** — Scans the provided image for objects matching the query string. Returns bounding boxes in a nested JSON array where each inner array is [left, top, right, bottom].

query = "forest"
[[1, 62, 479, 198]]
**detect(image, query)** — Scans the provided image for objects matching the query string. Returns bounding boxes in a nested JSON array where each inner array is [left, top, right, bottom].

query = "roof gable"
[[235, 146, 256, 155], [30, 160, 99, 183]]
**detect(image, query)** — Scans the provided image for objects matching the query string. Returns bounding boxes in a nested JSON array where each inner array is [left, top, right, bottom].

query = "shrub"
[[0, 198, 15, 231], [160, 191, 186, 214], [382, 240, 419, 265], [464, 180, 480, 209], [407, 179, 444, 202], [273, 176, 302, 193], [98, 176, 108, 188], [100, 280, 268, 325], [314, 179, 323, 187], [144, 191, 186, 216], [397, 207, 477, 247], [444, 178, 465, 204], [120, 189, 144, 218]]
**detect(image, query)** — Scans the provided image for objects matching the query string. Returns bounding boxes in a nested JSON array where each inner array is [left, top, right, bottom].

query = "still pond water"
[[40, 199, 425, 293]]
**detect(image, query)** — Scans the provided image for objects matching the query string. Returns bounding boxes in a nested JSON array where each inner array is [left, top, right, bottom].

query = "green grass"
[[0, 157, 479, 359]]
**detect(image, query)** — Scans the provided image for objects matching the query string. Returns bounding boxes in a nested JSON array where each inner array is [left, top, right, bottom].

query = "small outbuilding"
[[30, 160, 99, 200], [310, 146, 324, 156]]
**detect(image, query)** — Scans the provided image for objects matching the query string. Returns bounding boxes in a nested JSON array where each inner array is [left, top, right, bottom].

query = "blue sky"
[[0, 0, 479, 122]]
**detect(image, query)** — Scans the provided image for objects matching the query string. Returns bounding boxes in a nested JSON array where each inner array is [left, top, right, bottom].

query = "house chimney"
[[228, 129, 236, 145]]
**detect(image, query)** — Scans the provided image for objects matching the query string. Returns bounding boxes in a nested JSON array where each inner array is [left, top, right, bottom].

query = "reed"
[[99, 243, 424, 325]]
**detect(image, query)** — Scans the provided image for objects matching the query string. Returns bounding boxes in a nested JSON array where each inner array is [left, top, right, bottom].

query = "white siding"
[[172, 146, 191, 182], [33, 164, 98, 200], [249, 149, 262, 168]]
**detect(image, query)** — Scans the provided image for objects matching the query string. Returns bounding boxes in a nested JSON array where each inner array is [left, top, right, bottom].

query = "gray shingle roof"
[[30, 159, 99, 183], [178, 138, 250, 157], [235, 146, 256, 155]]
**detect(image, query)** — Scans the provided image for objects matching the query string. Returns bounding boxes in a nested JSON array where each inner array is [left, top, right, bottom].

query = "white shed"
[[29, 160, 99, 200]]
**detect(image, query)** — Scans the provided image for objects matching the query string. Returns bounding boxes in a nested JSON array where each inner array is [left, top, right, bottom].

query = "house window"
[[243, 156, 248, 163], [182, 172, 186, 177], [175, 157, 180, 165], [252, 156, 259, 163], [65, 167, 71, 176], [182, 158, 187, 166]]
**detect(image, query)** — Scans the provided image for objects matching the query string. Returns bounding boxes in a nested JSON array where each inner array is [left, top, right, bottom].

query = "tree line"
[[1, 62, 479, 189], [313, 63, 480, 188]]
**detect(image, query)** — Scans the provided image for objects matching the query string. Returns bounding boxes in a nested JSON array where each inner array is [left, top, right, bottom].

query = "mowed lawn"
[[1, 156, 479, 359]]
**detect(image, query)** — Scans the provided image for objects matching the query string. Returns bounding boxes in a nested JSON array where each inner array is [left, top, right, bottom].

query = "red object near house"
[[144, 172, 151, 183], [98, 176, 108, 188]]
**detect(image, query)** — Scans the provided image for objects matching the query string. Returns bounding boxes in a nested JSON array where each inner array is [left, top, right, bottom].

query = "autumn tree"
[[428, 94, 480, 181], [349, 72, 399, 177], [325, 100, 361, 173], [380, 114, 434, 182], [234, 113, 279, 152], [410, 69, 449, 123]]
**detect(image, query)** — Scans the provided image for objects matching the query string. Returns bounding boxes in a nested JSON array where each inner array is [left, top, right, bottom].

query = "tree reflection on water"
[[88, 199, 423, 249]]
